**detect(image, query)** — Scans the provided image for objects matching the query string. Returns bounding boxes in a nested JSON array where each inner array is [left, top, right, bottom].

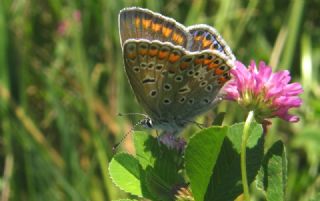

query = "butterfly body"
[[119, 7, 235, 135]]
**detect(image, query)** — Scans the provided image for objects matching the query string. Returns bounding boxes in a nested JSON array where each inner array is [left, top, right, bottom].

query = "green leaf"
[[133, 131, 156, 170], [109, 153, 143, 197], [145, 167, 174, 201], [204, 122, 264, 201], [257, 141, 287, 201], [133, 131, 185, 201], [185, 126, 227, 201]]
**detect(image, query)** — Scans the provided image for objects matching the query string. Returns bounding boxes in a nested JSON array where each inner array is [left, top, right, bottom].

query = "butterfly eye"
[[142, 118, 153, 128]]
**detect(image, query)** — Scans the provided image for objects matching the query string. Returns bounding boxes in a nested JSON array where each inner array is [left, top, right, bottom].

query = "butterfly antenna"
[[112, 118, 147, 151], [118, 112, 149, 118]]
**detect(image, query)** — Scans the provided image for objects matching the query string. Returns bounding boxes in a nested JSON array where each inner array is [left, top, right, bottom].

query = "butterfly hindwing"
[[171, 51, 233, 120], [187, 25, 235, 61]]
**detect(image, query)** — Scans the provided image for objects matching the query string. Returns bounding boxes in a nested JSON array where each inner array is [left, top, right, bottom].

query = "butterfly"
[[119, 7, 235, 135]]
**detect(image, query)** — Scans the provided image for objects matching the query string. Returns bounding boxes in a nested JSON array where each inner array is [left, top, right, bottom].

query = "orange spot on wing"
[[135, 17, 141, 28], [149, 49, 158, 56], [162, 27, 173, 37], [142, 19, 151, 28], [195, 58, 203, 65], [195, 35, 203, 40], [218, 77, 227, 84], [202, 39, 212, 48], [172, 32, 184, 45], [151, 23, 162, 32], [207, 63, 218, 70], [139, 49, 148, 55], [127, 52, 136, 59], [215, 68, 224, 75], [158, 50, 169, 59], [168, 53, 180, 63], [203, 58, 212, 65], [180, 62, 189, 70]]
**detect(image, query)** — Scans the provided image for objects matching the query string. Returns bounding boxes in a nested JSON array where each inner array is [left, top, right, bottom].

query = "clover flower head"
[[223, 60, 303, 123], [159, 133, 186, 152]]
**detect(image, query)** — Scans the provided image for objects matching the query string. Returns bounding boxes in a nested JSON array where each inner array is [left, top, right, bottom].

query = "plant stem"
[[241, 110, 254, 201]]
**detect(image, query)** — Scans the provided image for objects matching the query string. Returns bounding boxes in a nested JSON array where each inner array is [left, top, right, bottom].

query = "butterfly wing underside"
[[120, 7, 235, 131]]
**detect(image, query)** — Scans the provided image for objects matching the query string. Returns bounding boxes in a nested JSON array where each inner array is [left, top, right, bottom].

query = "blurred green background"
[[0, 0, 319, 200]]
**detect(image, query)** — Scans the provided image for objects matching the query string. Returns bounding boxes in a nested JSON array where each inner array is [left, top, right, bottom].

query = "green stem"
[[241, 110, 254, 201]]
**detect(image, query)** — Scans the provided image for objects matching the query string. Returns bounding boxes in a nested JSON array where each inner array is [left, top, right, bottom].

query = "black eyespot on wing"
[[187, 70, 194, 76], [140, 63, 147, 68], [142, 78, 156, 84], [163, 98, 171, 104], [179, 96, 186, 103], [196, 30, 204, 36], [175, 75, 183, 82], [150, 90, 157, 97], [164, 83, 172, 91], [200, 81, 207, 87], [156, 64, 163, 70], [188, 99, 194, 104], [219, 65, 227, 71], [205, 34, 212, 40]]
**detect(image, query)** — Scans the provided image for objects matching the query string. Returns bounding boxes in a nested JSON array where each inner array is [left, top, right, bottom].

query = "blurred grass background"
[[0, 0, 319, 200]]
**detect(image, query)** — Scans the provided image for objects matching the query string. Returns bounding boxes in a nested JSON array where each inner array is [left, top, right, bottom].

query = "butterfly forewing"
[[123, 40, 161, 118], [119, 7, 190, 48]]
